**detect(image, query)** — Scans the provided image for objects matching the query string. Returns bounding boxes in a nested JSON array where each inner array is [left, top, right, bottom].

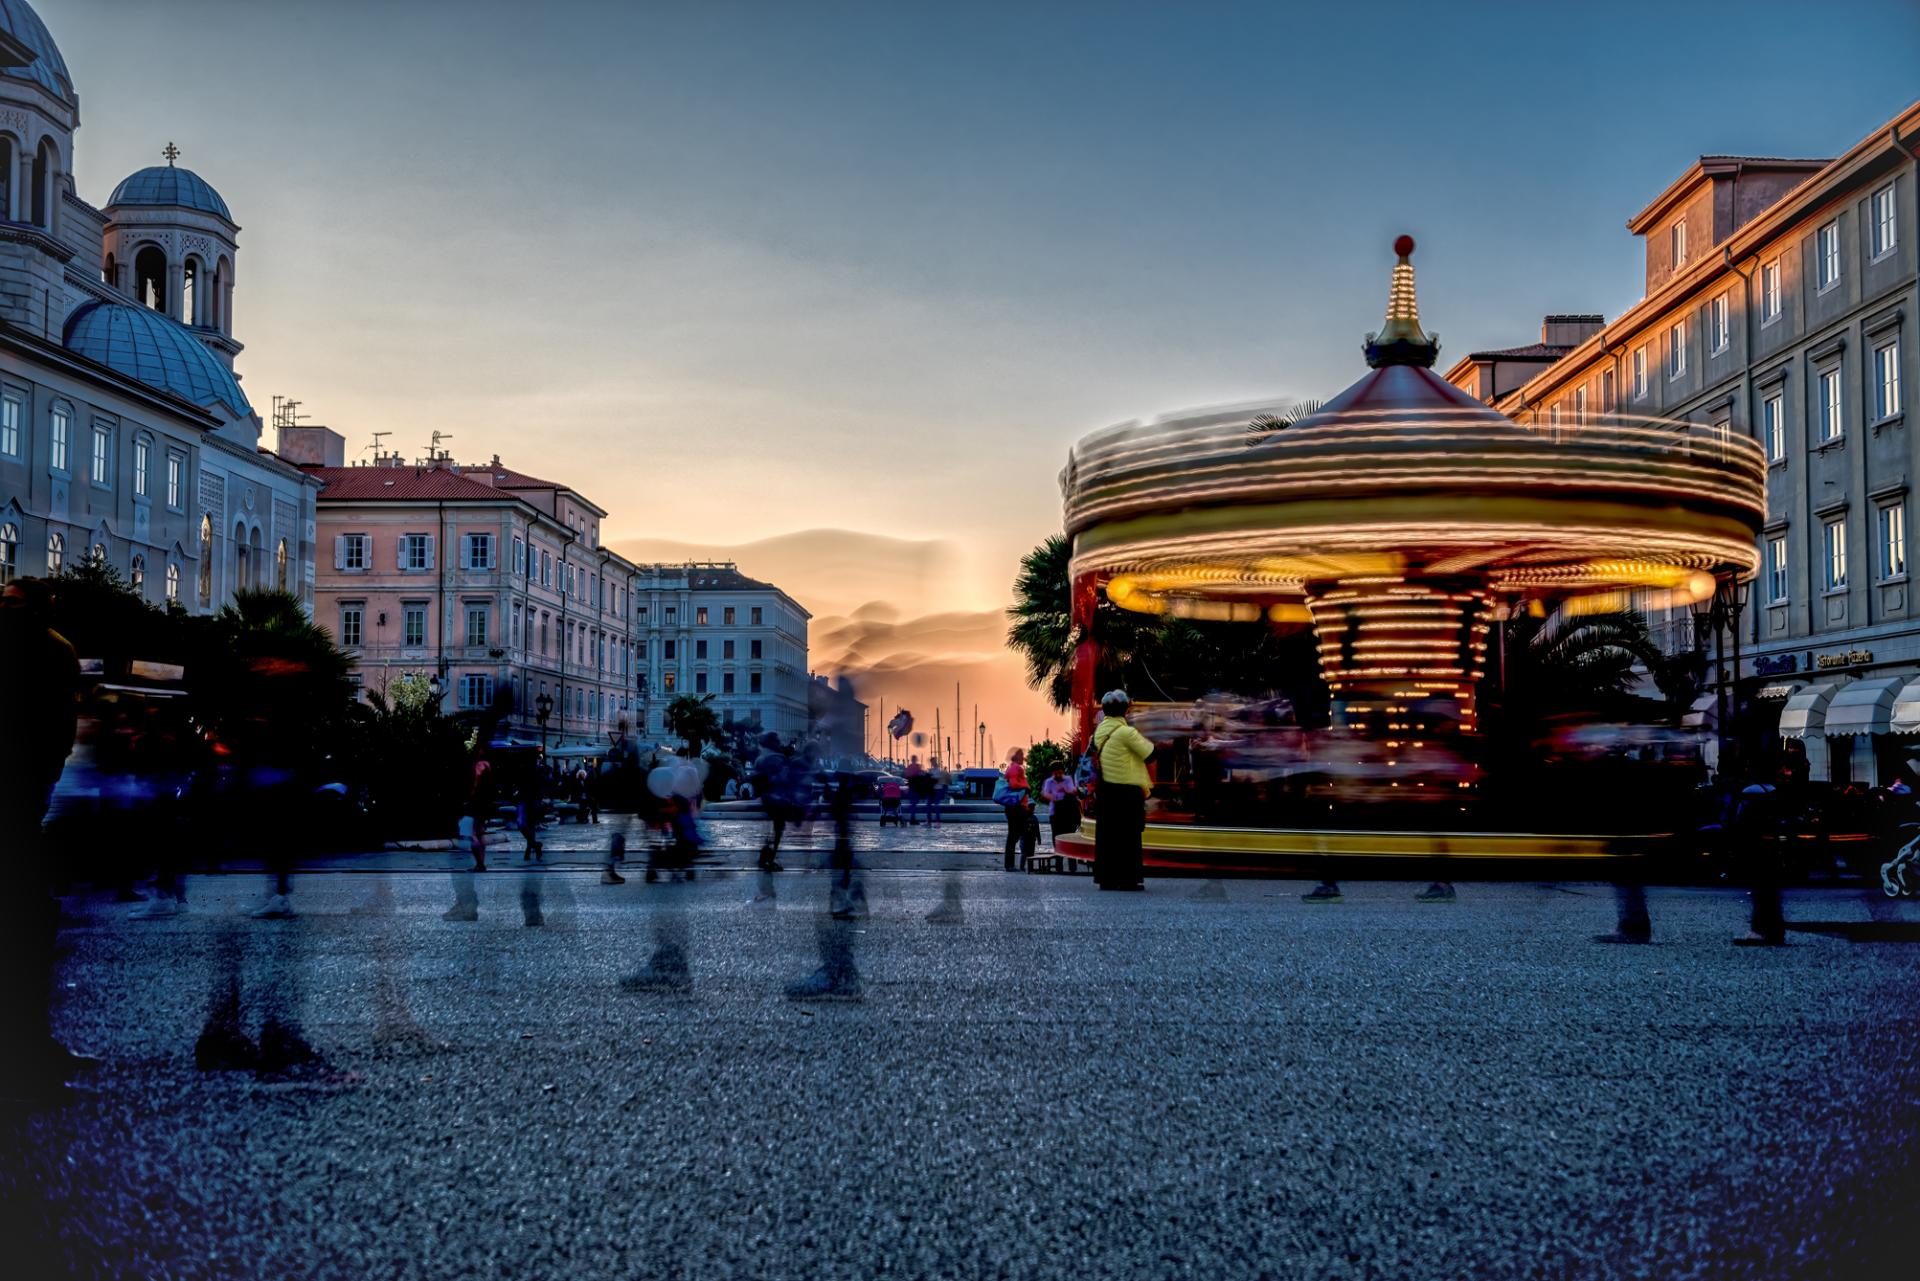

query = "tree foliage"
[[666, 693, 721, 753]]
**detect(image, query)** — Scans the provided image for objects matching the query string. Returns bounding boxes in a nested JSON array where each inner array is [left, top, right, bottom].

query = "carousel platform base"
[[1052, 820, 1671, 879]]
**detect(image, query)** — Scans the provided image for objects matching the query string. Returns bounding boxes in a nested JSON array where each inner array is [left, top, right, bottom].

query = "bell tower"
[[102, 142, 243, 369]]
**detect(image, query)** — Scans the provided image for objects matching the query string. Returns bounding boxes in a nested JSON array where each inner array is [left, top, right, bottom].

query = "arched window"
[[0, 522, 17, 584], [212, 258, 228, 332], [181, 258, 199, 326], [88, 542, 106, 566], [134, 246, 168, 313], [165, 560, 180, 602], [198, 514, 212, 602], [130, 554, 145, 594], [102, 252, 116, 289], [47, 530, 64, 574], [276, 538, 288, 590], [234, 522, 250, 590], [31, 138, 53, 228]]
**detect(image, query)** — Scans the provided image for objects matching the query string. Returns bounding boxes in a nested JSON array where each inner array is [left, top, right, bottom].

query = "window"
[[166, 453, 183, 508], [403, 603, 427, 648], [540, 612, 550, 655], [512, 603, 522, 648], [46, 530, 63, 574], [722, 639, 735, 660], [403, 533, 430, 570], [722, 672, 735, 694], [638, 606, 648, 623], [340, 603, 365, 647], [1762, 259, 1782, 321], [1875, 341, 1901, 420], [1670, 219, 1687, 269], [541, 550, 551, 586], [1872, 184, 1898, 258], [1632, 346, 1647, 399], [1709, 294, 1729, 354], [1667, 321, 1687, 378], [1764, 393, 1785, 462], [466, 532, 493, 569], [696, 607, 709, 625], [0, 523, 15, 584], [1572, 388, 1587, 425], [276, 539, 288, 590], [1881, 502, 1907, 580], [750, 638, 763, 660], [750, 672, 762, 694], [513, 536, 525, 576], [165, 560, 179, 601], [1819, 368, 1844, 442], [663, 671, 676, 692], [1825, 519, 1849, 590], [724, 606, 736, 625], [90, 424, 111, 487], [751, 607, 763, 625], [133, 438, 149, 497], [50, 405, 68, 471], [130, 554, 144, 594], [1768, 537, 1788, 602], [1816, 220, 1840, 290], [88, 542, 105, 567], [696, 639, 708, 660], [664, 638, 677, 660], [1600, 369, 1616, 414], [695, 671, 708, 693], [461, 674, 494, 710], [666, 606, 677, 624], [0, 392, 18, 457], [341, 533, 368, 571], [1548, 403, 1561, 431], [466, 603, 489, 646], [198, 515, 212, 601]]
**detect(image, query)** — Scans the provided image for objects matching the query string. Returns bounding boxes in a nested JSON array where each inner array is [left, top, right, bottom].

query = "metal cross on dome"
[[161, 142, 180, 165]]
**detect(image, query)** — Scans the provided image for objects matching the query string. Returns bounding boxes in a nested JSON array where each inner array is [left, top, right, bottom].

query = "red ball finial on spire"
[[1393, 234, 1415, 258]]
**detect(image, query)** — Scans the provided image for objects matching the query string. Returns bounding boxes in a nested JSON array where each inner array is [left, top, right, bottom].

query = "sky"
[[43, 0, 1920, 752]]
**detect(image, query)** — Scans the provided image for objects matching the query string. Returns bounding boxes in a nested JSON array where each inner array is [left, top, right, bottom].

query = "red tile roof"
[[1465, 342, 1575, 361], [304, 466, 517, 502]]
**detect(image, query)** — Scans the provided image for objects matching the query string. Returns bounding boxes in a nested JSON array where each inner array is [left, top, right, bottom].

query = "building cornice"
[[0, 318, 224, 427], [0, 218, 75, 263]]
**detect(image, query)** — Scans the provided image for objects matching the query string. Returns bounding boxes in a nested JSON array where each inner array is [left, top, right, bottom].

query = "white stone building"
[[0, 0, 316, 606], [632, 563, 811, 742]]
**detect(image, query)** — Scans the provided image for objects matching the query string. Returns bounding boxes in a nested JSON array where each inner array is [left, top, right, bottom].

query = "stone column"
[[166, 261, 185, 323]]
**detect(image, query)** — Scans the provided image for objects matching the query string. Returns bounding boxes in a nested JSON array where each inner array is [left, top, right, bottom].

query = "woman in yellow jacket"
[[1091, 689, 1154, 891]]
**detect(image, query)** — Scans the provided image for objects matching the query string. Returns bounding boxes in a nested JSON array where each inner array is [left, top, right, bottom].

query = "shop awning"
[[1778, 681, 1847, 739], [1680, 692, 1718, 730], [1891, 677, 1920, 735], [1823, 676, 1906, 737]]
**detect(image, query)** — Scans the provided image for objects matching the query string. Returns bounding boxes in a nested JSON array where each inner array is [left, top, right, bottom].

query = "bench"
[[1026, 851, 1067, 874]]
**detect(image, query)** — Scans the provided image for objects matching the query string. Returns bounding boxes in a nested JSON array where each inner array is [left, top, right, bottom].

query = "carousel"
[[1054, 237, 1766, 873]]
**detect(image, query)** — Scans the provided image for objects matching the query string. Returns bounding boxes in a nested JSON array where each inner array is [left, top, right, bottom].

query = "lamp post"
[[1691, 576, 1752, 778], [427, 672, 445, 711], [535, 690, 553, 753]]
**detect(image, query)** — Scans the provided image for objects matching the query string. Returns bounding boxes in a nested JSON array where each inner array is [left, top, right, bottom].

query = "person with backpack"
[[1091, 690, 1154, 890], [994, 748, 1036, 870]]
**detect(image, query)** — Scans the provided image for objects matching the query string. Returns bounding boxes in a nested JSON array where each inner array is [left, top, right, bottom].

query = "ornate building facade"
[[632, 563, 812, 742], [0, 0, 316, 607]]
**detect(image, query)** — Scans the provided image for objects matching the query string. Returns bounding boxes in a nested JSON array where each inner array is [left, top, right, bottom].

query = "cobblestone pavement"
[[5, 872, 1918, 1280]]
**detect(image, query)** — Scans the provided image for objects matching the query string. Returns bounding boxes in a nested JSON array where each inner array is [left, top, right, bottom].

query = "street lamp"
[[427, 673, 445, 708], [535, 691, 554, 752]]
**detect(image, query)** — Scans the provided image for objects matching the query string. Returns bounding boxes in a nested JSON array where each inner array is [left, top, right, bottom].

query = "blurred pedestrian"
[[753, 733, 791, 871], [905, 756, 932, 825], [928, 759, 949, 826], [1091, 691, 1152, 891], [995, 747, 1036, 870], [1041, 762, 1081, 847], [0, 579, 92, 1098]]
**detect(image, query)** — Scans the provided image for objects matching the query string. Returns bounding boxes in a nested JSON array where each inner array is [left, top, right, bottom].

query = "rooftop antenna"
[[269, 396, 308, 432], [365, 431, 390, 458], [428, 429, 453, 462]]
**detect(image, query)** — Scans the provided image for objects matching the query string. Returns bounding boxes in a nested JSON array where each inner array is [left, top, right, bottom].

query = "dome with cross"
[[107, 144, 233, 222]]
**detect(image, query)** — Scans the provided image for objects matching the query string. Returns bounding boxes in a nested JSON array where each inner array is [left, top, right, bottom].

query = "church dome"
[[63, 300, 251, 418], [0, 0, 74, 107], [107, 164, 233, 221]]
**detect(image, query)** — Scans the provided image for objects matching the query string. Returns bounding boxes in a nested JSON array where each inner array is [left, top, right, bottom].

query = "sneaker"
[[600, 869, 626, 885], [1592, 931, 1652, 945], [441, 903, 479, 922], [619, 965, 692, 995], [129, 896, 183, 920], [248, 893, 295, 920], [1414, 883, 1456, 904], [784, 967, 863, 1002], [1301, 883, 1342, 904]]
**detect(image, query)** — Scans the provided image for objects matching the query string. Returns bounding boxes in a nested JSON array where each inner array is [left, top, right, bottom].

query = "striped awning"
[[1680, 692, 1718, 730], [1823, 676, 1906, 737], [1778, 681, 1847, 739]]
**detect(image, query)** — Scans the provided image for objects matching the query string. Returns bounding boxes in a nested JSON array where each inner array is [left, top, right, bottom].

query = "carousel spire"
[[1364, 234, 1441, 369]]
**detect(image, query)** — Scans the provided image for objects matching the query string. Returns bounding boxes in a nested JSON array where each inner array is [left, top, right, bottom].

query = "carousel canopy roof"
[[1061, 237, 1765, 619]]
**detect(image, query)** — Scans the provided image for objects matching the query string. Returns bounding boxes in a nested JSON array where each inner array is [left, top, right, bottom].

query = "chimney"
[[276, 425, 346, 467], [1541, 314, 1604, 346]]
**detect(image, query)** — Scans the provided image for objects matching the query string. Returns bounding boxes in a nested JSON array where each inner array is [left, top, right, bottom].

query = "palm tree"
[[1244, 399, 1323, 445], [1007, 535, 1078, 711], [1494, 607, 1665, 728], [665, 693, 721, 753]]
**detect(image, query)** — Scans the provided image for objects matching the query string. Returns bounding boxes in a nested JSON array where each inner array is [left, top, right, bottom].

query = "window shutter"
[[425, 536, 435, 570], [333, 535, 345, 570], [397, 537, 407, 571], [486, 537, 496, 570]]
